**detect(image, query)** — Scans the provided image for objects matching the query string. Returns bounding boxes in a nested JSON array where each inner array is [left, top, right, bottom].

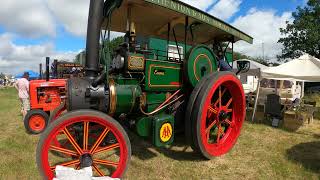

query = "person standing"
[[14, 72, 30, 119]]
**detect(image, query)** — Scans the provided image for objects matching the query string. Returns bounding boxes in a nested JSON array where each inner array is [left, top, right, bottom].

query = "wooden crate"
[[283, 111, 305, 131], [246, 106, 265, 122]]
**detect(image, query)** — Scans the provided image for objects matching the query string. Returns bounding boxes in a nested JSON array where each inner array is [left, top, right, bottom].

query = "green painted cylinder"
[[112, 84, 142, 114]]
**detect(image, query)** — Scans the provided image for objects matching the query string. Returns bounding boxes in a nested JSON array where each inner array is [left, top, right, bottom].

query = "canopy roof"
[[261, 54, 320, 82], [103, 0, 253, 44]]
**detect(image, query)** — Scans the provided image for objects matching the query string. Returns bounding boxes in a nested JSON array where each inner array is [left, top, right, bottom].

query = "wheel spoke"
[[83, 121, 89, 150], [63, 128, 83, 154], [226, 109, 232, 113], [50, 159, 80, 170], [226, 98, 233, 108], [90, 127, 110, 154], [225, 119, 232, 126], [94, 159, 119, 167], [49, 145, 79, 156], [208, 105, 218, 114], [216, 124, 222, 143], [214, 87, 227, 107], [219, 86, 222, 108], [206, 120, 217, 133], [93, 143, 120, 154], [93, 164, 105, 176]]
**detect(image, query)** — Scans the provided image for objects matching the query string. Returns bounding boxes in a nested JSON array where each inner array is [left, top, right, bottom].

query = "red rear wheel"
[[49, 102, 66, 123], [24, 109, 49, 134], [191, 72, 245, 159], [37, 110, 131, 179]]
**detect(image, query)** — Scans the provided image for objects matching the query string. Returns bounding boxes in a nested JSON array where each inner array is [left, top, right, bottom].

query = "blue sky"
[[12, 0, 305, 52], [0, 0, 307, 74]]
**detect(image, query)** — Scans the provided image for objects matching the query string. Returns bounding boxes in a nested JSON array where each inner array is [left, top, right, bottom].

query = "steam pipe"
[[46, 57, 50, 81], [85, 0, 104, 79], [39, 63, 43, 79]]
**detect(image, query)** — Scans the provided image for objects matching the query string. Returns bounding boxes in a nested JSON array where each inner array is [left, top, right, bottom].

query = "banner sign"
[[145, 0, 253, 43]]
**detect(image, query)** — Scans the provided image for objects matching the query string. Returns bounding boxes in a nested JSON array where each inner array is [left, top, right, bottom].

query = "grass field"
[[0, 87, 319, 179]]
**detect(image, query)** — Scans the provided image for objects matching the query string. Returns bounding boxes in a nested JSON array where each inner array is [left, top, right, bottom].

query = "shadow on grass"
[[313, 134, 320, 138], [129, 131, 204, 162], [286, 141, 320, 174]]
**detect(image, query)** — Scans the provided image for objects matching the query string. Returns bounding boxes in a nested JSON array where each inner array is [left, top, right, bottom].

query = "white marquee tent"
[[252, 54, 320, 121], [261, 54, 320, 82]]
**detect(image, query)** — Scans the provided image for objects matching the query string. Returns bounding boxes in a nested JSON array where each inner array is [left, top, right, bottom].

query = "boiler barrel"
[[109, 80, 141, 115]]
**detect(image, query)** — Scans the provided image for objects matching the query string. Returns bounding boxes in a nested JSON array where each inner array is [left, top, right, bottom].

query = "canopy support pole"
[[231, 37, 234, 68], [302, 81, 305, 98], [252, 68, 261, 122], [172, 28, 181, 61], [166, 23, 171, 60], [184, 16, 188, 59]]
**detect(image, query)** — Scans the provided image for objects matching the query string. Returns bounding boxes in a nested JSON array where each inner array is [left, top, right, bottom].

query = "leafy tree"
[[75, 36, 125, 64], [0, 73, 5, 79], [278, 0, 320, 60], [106, 36, 124, 54]]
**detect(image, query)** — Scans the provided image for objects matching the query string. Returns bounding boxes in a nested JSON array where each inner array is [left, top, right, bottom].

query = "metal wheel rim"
[[39, 115, 129, 178]]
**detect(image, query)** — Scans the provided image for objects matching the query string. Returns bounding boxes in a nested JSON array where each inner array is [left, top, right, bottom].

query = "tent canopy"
[[16, 70, 39, 79], [261, 54, 320, 82]]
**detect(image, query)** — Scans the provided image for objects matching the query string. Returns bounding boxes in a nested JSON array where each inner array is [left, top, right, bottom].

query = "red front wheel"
[[190, 72, 246, 159], [37, 110, 131, 179], [24, 109, 49, 134]]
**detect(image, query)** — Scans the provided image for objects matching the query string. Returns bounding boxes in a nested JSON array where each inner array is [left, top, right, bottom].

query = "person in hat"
[[14, 72, 30, 119]]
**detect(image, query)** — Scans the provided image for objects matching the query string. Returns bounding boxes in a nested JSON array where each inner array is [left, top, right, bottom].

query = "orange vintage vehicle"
[[24, 57, 67, 134]]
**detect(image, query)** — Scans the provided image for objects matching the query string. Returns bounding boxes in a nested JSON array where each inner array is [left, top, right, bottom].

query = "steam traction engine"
[[36, 0, 253, 178]]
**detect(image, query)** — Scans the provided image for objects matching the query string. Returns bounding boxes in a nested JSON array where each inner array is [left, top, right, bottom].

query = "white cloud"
[[0, 0, 55, 38], [46, 0, 90, 37], [47, 0, 216, 37], [232, 8, 292, 60], [0, 0, 295, 74], [0, 33, 78, 75], [46, 0, 125, 39], [208, 0, 242, 21], [181, 0, 216, 10]]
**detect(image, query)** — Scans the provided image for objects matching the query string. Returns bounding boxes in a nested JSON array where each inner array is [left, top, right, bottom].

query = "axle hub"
[[80, 153, 93, 168], [219, 111, 228, 121]]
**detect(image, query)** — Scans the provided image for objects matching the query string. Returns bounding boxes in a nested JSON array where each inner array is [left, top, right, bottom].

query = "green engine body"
[[108, 37, 226, 147]]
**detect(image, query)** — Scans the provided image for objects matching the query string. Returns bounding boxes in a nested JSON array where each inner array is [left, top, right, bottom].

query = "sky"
[[0, 0, 307, 75]]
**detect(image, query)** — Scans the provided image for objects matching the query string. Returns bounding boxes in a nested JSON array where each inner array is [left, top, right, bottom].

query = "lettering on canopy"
[[145, 0, 253, 43]]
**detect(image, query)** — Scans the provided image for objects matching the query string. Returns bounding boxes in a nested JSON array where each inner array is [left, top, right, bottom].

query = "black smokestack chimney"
[[46, 57, 50, 81], [39, 63, 43, 79], [53, 59, 58, 78], [85, 0, 104, 79]]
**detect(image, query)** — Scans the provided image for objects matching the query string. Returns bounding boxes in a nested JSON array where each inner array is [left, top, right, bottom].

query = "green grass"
[[0, 87, 319, 179]]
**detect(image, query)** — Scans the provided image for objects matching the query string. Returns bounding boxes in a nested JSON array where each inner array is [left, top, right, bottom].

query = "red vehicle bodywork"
[[29, 79, 66, 112]]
